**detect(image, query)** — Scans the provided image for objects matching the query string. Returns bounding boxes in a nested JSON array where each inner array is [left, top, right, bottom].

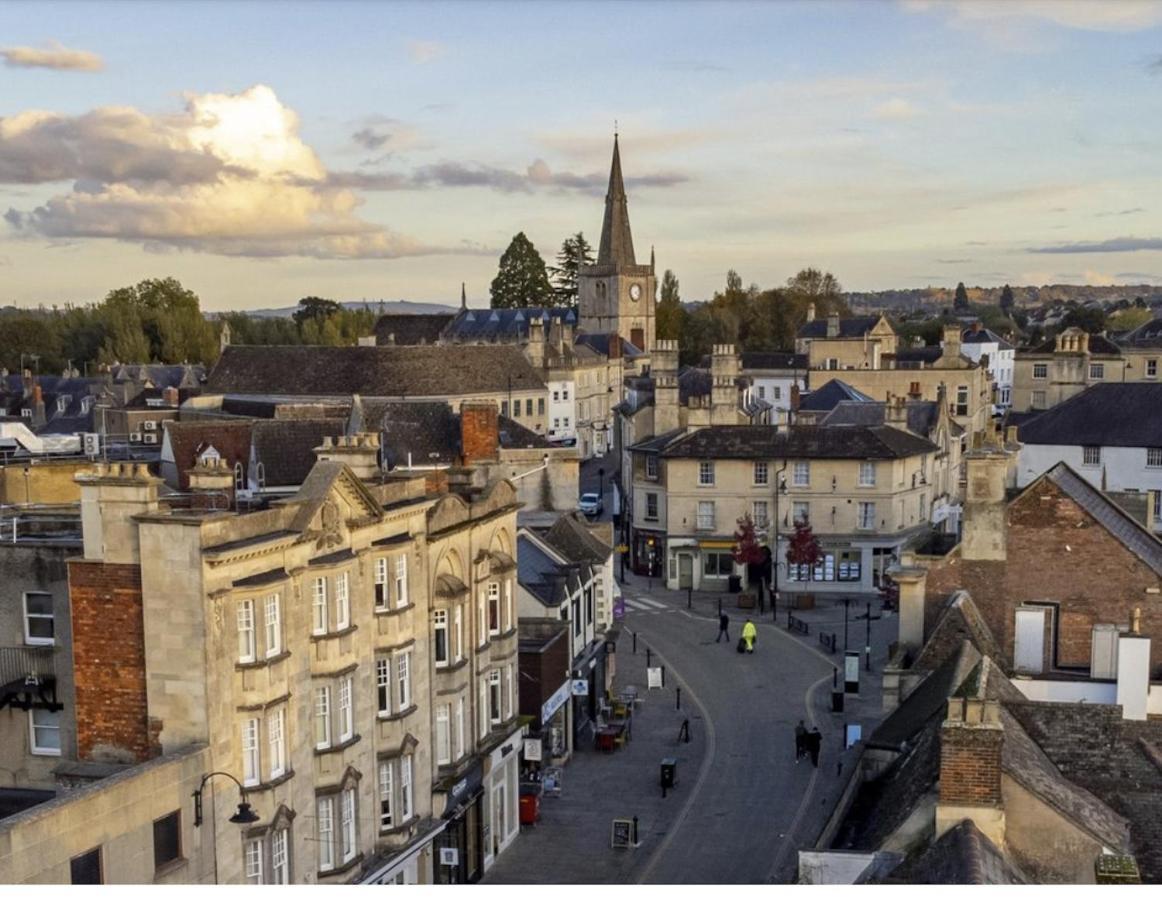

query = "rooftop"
[[660, 424, 939, 461], [1017, 383, 1162, 448]]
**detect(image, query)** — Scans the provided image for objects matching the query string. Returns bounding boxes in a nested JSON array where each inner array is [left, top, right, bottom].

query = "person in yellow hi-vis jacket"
[[741, 619, 757, 654]]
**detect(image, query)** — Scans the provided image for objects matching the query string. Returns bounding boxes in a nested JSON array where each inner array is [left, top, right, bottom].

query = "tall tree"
[[656, 269, 684, 340], [293, 296, 342, 327], [999, 284, 1015, 317], [954, 281, 969, 310], [548, 232, 594, 308], [490, 232, 554, 309], [99, 277, 217, 364]]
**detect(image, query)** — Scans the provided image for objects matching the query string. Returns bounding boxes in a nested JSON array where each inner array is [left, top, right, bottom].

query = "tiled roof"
[[819, 399, 941, 437], [628, 428, 685, 454], [574, 332, 644, 358], [961, 327, 1014, 350], [1024, 333, 1123, 356], [797, 315, 883, 340], [884, 820, 1027, 885], [1017, 383, 1162, 448], [541, 513, 612, 564], [372, 313, 455, 345], [252, 419, 345, 487], [442, 307, 576, 343], [207, 344, 545, 397], [798, 379, 874, 412], [1117, 316, 1162, 349], [660, 424, 939, 461], [739, 351, 808, 370], [678, 367, 711, 403], [163, 420, 253, 490]]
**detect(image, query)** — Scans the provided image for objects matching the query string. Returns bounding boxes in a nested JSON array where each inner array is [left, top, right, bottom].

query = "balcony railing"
[[0, 645, 55, 686]]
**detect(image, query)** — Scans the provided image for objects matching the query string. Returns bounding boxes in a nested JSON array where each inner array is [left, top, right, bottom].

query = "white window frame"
[[314, 686, 332, 750], [378, 761, 394, 830], [338, 676, 354, 742], [753, 461, 768, 486], [401, 755, 413, 821], [264, 593, 281, 658], [397, 651, 411, 710], [455, 695, 465, 760], [29, 707, 61, 756], [1089, 363, 1104, 380], [857, 501, 876, 531], [1147, 359, 1158, 379], [698, 461, 715, 486], [395, 555, 408, 609], [752, 501, 769, 529], [340, 788, 357, 864], [489, 670, 502, 725], [504, 580, 513, 632], [334, 572, 350, 631], [374, 558, 389, 610], [793, 501, 809, 524], [1083, 446, 1101, 467], [1147, 448, 1162, 468], [506, 662, 515, 720], [1033, 363, 1048, 380], [268, 707, 286, 779], [237, 599, 256, 663], [245, 838, 264, 885], [271, 829, 289, 884], [487, 583, 501, 636], [376, 657, 391, 716], [1031, 390, 1047, 409], [859, 461, 876, 487], [793, 461, 810, 487], [311, 577, 327, 636], [478, 678, 489, 739], [645, 491, 659, 521], [317, 797, 334, 872], [433, 609, 449, 667], [22, 591, 54, 646], [241, 717, 261, 787], [454, 605, 463, 661], [696, 501, 715, 531], [436, 705, 451, 765], [645, 455, 658, 479]]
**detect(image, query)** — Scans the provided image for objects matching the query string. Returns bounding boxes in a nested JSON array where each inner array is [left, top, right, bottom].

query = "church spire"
[[597, 133, 636, 269]]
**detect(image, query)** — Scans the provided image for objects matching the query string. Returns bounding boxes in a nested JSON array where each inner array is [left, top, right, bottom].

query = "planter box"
[[737, 592, 756, 610]]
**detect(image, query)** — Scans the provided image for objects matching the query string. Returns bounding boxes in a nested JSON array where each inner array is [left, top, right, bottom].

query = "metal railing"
[[0, 645, 55, 686], [0, 506, 83, 544]]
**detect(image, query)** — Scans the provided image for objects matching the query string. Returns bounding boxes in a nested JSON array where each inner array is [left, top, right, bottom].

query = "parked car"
[[578, 492, 603, 517]]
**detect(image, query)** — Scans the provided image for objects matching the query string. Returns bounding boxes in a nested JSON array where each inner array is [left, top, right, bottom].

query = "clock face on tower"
[[629, 283, 642, 301]]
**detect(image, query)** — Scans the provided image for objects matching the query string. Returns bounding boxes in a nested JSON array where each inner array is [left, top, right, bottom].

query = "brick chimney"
[[460, 401, 499, 464], [609, 334, 622, 360], [936, 696, 1005, 844], [652, 339, 680, 434], [315, 432, 383, 480], [961, 451, 1012, 562], [162, 386, 180, 407], [826, 313, 840, 338], [187, 456, 235, 511]]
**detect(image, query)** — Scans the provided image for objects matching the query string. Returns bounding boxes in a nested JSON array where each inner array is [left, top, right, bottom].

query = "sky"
[[2, 0, 1162, 311]]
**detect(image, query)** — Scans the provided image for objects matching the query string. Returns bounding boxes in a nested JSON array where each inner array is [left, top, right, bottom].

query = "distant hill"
[[846, 284, 1162, 313], [224, 299, 460, 319]]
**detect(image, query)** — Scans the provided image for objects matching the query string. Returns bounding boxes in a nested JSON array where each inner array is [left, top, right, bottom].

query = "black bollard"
[[832, 666, 838, 689], [646, 647, 652, 668], [632, 816, 639, 846], [661, 665, 666, 687], [676, 686, 681, 710], [837, 761, 843, 777], [687, 586, 692, 609], [633, 631, 637, 655]]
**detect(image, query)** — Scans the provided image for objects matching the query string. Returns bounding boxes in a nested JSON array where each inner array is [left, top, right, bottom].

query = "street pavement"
[[485, 573, 895, 884]]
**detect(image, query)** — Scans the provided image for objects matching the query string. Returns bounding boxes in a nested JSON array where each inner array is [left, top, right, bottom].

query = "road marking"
[[633, 596, 669, 610]]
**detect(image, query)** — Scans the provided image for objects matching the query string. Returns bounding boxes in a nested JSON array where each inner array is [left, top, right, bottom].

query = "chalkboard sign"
[[611, 818, 634, 849]]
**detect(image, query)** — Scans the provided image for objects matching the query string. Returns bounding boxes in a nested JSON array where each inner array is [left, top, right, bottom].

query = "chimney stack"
[[527, 317, 545, 367], [961, 451, 1012, 561], [76, 462, 162, 564], [162, 386, 180, 407], [460, 401, 499, 465], [806, 302, 816, 323], [936, 694, 1006, 844], [891, 564, 929, 651], [652, 340, 681, 434], [187, 456, 235, 511], [942, 325, 962, 362], [710, 343, 740, 425], [315, 432, 383, 480]]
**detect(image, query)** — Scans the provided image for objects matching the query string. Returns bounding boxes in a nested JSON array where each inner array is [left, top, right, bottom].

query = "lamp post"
[[772, 463, 788, 623], [193, 771, 261, 828]]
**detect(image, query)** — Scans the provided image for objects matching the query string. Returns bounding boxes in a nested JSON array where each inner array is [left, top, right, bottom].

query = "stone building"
[[795, 308, 898, 370], [1011, 328, 1127, 413]]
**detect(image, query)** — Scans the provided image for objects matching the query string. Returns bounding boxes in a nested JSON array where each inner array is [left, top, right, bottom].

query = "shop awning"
[[699, 540, 734, 550]]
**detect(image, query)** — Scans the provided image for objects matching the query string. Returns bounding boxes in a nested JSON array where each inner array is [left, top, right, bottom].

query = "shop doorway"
[[678, 554, 693, 589]]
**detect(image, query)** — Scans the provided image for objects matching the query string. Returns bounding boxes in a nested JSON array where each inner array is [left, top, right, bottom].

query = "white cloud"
[[1, 40, 104, 72], [872, 97, 923, 121], [903, 0, 1162, 37], [1, 85, 464, 259], [408, 40, 445, 64]]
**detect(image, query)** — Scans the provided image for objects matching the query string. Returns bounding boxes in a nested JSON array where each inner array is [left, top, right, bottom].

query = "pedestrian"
[[741, 619, 757, 654], [808, 727, 822, 768], [716, 612, 730, 643], [794, 720, 807, 762]]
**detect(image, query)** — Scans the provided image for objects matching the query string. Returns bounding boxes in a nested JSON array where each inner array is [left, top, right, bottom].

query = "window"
[[1148, 359, 1158, 379], [379, 761, 394, 829], [264, 593, 281, 657], [152, 811, 181, 871], [702, 551, 733, 577], [22, 592, 54, 645], [488, 583, 501, 635], [793, 461, 810, 486], [397, 651, 411, 709], [552, 390, 560, 401], [758, 385, 766, 399], [433, 610, 449, 666], [29, 707, 61, 755], [317, 797, 334, 872], [314, 686, 332, 749], [955, 385, 969, 416], [478, 678, 489, 739], [436, 704, 451, 764], [395, 555, 408, 608], [489, 670, 502, 725], [20, 408, 31, 419], [857, 502, 876, 530], [70, 848, 102, 885], [563, 417, 570, 427], [376, 657, 391, 715], [256, 462, 266, 489], [238, 599, 256, 663], [513, 401, 520, 418], [525, 399, 533, 416], [1089, 363, 1104, 380], [696, 501, 715, 531], [501, 401, 509, 417], [645, 492, 658, 521], [1153, 490, 1162, 526], [859, 462, 876, 487], [456, 695, 465, 759], [340, 789, 357, 863], [826, 358, 839, 371], [334, 572, 350, 630], [754, 461, 769, 485], [919, 493, 927, 521], [400, 755, 413, 820], [774, 386, 782, 400], [793, 501, 809, 524], [1083, 446, 1101, 467], [553, 418, 560, 429], [1031, 390, 1046, 409], [1033, 363, 1048, 379], [245, 839, 264, 884], [698, 461, 715, 486], [374, 558, 389, 610], [572, 592, 581, 636], [311, 578, 327, 635], [504, 580, 513, 632], [338, 676, 354, 741], [1148, 448, 1162, 468], [537, 398, 545, 415], [562, 387, 569, 400], [268, 707, 286, 779], [646, 455, 658, 479], [271, 829, 289, 884], [241, 717, 261, 786], [753, 501, 769, 528]]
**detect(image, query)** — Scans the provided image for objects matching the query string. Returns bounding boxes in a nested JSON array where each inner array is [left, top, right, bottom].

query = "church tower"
[[577, 135, 656, 352]]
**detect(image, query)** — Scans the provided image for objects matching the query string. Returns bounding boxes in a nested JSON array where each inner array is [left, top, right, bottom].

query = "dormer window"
[[56, 396, 69, 414]]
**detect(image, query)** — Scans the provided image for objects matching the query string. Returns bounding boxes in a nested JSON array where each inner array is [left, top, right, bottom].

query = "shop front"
[[539, 679, 572, 764], [631, 528, 663, 577], [433, 762, 485, 885], [665, 538, 740, 591], [778, 539, 903, 596], [481, 725, 523, 873]]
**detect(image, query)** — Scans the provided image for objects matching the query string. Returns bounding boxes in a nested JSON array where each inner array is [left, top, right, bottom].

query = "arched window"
[[234, 462, 245, 491], [256, 462, 266, 488]]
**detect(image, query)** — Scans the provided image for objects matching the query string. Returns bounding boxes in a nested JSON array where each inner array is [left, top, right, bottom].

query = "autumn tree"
[[785, 518, 823, 576], [490, 232, 554, 309]]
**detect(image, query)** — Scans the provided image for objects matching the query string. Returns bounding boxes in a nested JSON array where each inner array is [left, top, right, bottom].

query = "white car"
[[578, 492, 603, 517]]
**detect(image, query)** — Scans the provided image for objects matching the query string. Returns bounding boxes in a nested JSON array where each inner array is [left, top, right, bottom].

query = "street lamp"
[[193, 771, 261, 827], [772, 463, 788, 623]]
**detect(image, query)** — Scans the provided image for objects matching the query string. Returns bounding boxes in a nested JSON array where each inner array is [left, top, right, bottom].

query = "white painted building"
[[546, 377, 576, 445], [959, 325, 1015, 412], [739, 352, 809, 418]]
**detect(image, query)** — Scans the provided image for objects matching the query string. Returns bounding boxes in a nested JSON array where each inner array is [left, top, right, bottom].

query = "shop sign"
[[542, 680, 571, 724], [570, 678, 590, 696], [523, 738, 543, 761]]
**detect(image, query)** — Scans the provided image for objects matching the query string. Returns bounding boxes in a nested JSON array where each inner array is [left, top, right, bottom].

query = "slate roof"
[[627, 428, 686, 454], [819, 399, 942, 437], [207, 345, 545, 397], [678, 367, 711, 403], [660, 424, 939, 461], [1117, 316, 1162, 349], [373, 313, 455, 345], [1024, 333, 1123, 356], [798, 379, 874, 412], [1017, 383, 1162, 448], [893, 346, 945, 366], [163, 420, 253, 490], [884, 820, 1027, 885], [541, 513, 613, 565], [517, 533, 571, 607], [574, 333, 644, 358], [961, 327, 1014, 350], [868, 641, 981, 750], [739, 351, 808, 371], [367, 401, 461, 468], [441, 307, 577, 343], [252, 419, 345, 487], [596, 134, 635, 269], [797, 315, 883, 340], [910, 592, 1004, 675], [498, 416, 551, 449]]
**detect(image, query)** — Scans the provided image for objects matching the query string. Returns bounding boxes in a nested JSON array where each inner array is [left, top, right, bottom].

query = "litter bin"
[[727, 575, 742, 594], [831, 690, 845, 713], [660, 757, 677, 789]]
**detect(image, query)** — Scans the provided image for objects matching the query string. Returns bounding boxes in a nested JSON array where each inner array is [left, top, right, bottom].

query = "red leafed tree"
[[785, 518, 822, 569], [733, 515, 765, 567]]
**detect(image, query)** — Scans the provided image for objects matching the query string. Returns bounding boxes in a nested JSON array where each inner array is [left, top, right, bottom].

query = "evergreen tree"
[[656, 269, 684, 340], [548, 232, 594, 308], [490, 232, 554, 309], [954, 281, 969, 310], [293, 296, 342, 328], [999, 284, 1015, 316]]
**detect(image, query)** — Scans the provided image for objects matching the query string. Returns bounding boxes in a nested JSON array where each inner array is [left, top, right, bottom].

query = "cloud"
[[1094, 207, 1145, 217], [1029, 236, 1162, 254], [936, 258, 972, 264], [1115, 272, 1162, 280], [1, 85, 462, 260], [1150, 54, 1162, 73], [350, 117, 421, 155], [408, 40, 445, 64], [902, 0, 1162, 33], [872, 97, 923, 121], [2, 40, 104, 72]]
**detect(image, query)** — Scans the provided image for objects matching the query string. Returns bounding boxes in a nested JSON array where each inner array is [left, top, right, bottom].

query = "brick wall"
[[67, 560, 156, 763], [924, 479, 1162, 676], [940, 722, 1004, 807], [460, 402, 498, 464]]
